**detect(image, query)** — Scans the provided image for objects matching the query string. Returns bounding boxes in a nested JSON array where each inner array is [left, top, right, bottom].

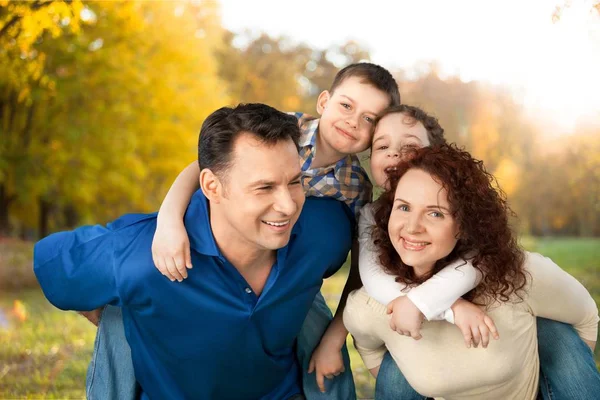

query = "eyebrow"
[[372, 134, 423, 145], [340, 95, 378, 115], [249, 173, 302, 187], [394, 198, 451, 213]]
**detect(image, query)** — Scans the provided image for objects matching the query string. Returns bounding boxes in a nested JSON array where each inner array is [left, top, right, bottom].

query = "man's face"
[[317, 76, 390, 156], [213, 133, 305, 253]]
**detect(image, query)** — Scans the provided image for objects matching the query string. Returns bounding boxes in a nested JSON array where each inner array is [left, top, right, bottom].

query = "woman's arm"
[[152, 161, 200, 281], [525, 252, 599, 350]]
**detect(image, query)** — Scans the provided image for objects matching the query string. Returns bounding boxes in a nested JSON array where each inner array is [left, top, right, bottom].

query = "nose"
[[387, 149, 400, 158], [273, 187, 297, 216], [345, 114, 359, 129], [406, 213, 424, 234]]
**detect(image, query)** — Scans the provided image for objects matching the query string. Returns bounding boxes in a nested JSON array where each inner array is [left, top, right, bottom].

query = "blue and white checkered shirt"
[[293, 112, 372, 216]]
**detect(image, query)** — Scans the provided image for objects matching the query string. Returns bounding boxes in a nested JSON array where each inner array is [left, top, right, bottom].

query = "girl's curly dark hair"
[[371, 143, 527, 304]]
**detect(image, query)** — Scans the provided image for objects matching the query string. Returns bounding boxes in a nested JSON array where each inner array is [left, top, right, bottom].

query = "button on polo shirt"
[[34, 191, 353, 400]]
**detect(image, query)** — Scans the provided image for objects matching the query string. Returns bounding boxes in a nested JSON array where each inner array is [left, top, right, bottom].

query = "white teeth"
[[264, 221, 289, 227], [404, 239, 428, 246]]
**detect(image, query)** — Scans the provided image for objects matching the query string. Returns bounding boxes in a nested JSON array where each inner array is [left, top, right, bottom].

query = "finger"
[[307, 358, 315, 374], [325, 374, 334, 380], [316, 372, 326, 393], [185, 247, 193, 269], [410, 330, 423, 340], [159, 257, 176, 281], [386, 302, 394, 314], [470, 325, 481, 348], [165, 258, 184, 282], [480, 324, 490, 348], [152, 254, 166, 276], [174, 257, 188, 280], [461, 327, 472, 348], [484, 315, 499, 340], [389, 319, 397, 332]]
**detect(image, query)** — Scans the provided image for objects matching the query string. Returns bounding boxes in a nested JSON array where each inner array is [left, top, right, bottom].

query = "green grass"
[[0, 237, 598, 399]]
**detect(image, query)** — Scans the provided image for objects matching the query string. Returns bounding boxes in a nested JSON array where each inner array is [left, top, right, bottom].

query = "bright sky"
[[219, 0, 600, 133]]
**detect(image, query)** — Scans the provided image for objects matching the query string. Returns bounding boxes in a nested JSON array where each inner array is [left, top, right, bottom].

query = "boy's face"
[[316, 76, 390, 157], [370, 113, 430, 189]]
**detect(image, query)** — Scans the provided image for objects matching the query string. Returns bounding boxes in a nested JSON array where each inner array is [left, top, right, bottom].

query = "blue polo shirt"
[[34, 191, 352, 400]]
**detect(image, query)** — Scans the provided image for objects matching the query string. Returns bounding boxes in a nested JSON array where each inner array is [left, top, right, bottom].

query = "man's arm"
[[34, 224, 122, 311]]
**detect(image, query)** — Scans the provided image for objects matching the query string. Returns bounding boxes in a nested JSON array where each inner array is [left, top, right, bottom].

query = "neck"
[[311, 130, 346, 169], [209, 207, 275, 294], [412, 263, 435, 279]]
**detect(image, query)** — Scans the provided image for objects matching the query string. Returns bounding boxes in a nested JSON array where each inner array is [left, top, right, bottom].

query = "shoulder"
[[295, 197, 353, 247]]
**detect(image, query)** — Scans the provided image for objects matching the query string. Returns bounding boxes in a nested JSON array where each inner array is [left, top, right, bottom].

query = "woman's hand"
[[151, 220, 192, 282], [386, 295, 425, 340], [308, 337, 346, 393], [451, 298, 499, 348]]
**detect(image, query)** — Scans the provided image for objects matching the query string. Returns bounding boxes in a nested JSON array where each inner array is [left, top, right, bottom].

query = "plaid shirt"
[[293, 112, 372, 216]]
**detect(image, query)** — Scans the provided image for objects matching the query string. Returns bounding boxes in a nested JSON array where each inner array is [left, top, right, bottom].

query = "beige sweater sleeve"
[[343, 291, 388, 369], [525, 252, 599, 341]]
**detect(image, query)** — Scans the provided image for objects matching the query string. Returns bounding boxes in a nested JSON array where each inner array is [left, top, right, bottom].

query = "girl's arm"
[[152, 161, 200, 282]]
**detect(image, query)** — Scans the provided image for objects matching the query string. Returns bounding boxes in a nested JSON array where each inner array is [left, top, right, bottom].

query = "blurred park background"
[[0, 0, 599, 398]]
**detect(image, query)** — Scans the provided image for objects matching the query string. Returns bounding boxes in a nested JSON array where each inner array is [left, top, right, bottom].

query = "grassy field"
[[0, 237, 598, 399]]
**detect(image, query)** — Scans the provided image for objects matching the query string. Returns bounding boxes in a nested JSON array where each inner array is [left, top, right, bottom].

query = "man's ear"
[[199, 169, 223, 203], [316, 90, 330, 115]]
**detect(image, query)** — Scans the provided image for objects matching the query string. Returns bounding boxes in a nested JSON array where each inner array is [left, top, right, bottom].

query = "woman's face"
[[370, 113, 430, 189], [388, 168, 460, 277]]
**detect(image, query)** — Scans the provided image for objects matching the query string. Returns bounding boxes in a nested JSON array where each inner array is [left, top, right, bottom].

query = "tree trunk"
[[39, 197, 51, 238], [0, 184, 12, 235]]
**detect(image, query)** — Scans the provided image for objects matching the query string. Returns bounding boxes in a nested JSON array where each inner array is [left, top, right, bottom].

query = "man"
[[34, 103, 354, 399]]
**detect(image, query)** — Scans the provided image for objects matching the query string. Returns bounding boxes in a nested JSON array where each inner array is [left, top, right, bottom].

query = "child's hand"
[[152, 220, 192, 282], [451, 298, 499, 348], [308, 339, 345, 393], [386, 296, 424, 340]]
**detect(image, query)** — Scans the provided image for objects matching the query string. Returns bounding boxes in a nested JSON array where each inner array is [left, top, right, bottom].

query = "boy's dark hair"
[[198, 103, 300, 176], [374, 104, 446, 146], [330, 63, 401, 107]]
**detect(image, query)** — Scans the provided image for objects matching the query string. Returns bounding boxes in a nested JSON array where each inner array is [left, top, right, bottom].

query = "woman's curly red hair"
[[371, 143, 528, 304]]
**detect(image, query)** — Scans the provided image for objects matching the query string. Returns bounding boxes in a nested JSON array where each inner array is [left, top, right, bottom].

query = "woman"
[[343, 144, 599, 399]]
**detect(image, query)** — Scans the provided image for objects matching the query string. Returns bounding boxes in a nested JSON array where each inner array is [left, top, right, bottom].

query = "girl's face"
[[387, 168, 459, 277], [370, 113, 430, 189]]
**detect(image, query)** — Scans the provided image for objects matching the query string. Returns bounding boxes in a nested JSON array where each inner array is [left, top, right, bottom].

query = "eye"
[[258, 186, 273, 191], [429, 211, 444, 218], [397, 204, 409, 212], [289, 180, 301, 186], [377, 145, 388, 151], [341, 103, 351, 110], [364, 116, 374, 124]]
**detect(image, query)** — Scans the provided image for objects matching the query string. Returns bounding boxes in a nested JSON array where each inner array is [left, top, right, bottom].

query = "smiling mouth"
[[335, 127, 355, 140], [384, 166, 398, 174], [262, 220, 290, 227], [402, 238, 430, 251]]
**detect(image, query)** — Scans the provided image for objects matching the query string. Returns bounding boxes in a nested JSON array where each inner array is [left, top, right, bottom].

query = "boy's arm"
[[153, 161, 200, 281], [34, 225, 123, 311], [308, 239, 361, 393]]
